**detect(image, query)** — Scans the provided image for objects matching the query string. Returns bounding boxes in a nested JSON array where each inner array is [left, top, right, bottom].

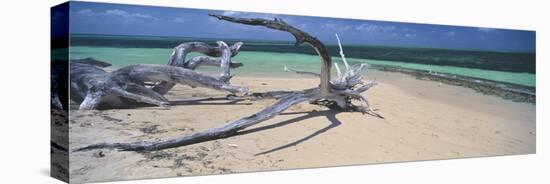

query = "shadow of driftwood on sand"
[[82, 96, 253, 110], [170, 96, 252, 106], [234, 110, 343, 155]]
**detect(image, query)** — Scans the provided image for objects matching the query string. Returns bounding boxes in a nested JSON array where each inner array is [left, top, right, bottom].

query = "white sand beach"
[[68, 71, 535, 183]]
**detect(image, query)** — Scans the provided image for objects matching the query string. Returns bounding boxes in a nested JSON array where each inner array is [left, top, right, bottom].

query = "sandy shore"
[[68, 71, 535, 183]]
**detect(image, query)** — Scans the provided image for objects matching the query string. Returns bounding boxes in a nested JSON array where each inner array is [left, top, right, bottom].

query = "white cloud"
[[218, 11, 280, 20], [132, 13, 154, 19], [105, 9, 157, 20], [477, 27, 495, 32], [405, 33, 417, 38], [105, 9, 128, 16], [75, 9, 159, 21], [76, 9, 96, 16], [339, 25, 352, 31], [355, 23, 396, 32], [355, 24, 376, 32], [323, 23, 352, 31], [222, 11, 240, 16], [445, 31, 457, 40], [446, 31, 456, 37], [173, 17, 186, 23]]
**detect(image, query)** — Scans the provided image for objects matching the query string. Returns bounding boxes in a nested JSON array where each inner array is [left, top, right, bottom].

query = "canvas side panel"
[[51, 2, 70, 183]]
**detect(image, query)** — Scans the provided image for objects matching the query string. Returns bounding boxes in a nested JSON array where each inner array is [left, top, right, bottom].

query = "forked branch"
[[153, 41, 244, 94], [209, 14, 332, 95]]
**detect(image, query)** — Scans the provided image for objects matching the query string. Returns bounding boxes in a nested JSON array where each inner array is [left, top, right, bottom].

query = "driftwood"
[[152, 41, 244, 94], [69, 41, 247, 110], [75, 14, 380, 152]]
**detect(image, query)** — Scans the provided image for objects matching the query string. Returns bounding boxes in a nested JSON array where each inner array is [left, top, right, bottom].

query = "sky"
[[68, 1, 535, 52]]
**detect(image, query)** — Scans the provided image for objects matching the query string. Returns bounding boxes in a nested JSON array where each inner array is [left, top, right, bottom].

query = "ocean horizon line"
[[70, 33, 535, 54]]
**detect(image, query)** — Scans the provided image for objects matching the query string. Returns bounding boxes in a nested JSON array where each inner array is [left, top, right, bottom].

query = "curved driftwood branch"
[[115, 64, 248, 95], [168, 42, 243, 67], [209, 14, 332, 95], [217, 41, 232, 82]]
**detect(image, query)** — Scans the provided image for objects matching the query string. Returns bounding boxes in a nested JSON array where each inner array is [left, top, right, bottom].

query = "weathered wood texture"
[[69, 41, 246, 110]]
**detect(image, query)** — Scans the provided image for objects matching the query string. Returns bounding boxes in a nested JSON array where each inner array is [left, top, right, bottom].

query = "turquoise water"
[[68, 46, 536, 87], [357, 59, 536, 87]]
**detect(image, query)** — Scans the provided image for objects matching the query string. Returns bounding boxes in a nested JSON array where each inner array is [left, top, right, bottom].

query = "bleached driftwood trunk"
[[70, 41, 247, 110], [75, 15, 380, 152]]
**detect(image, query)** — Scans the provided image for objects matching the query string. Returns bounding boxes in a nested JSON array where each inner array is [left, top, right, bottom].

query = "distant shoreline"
[[244, 65, 537, 104], [370, 65, 535, 104]]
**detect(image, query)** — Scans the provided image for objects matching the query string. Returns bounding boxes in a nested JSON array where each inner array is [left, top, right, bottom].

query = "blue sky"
[[69, 2, 535, 52]]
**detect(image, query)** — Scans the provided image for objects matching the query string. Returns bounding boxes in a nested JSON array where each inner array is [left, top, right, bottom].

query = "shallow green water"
[[67, 46, 535, 87], [358, 59, 536, 87]]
